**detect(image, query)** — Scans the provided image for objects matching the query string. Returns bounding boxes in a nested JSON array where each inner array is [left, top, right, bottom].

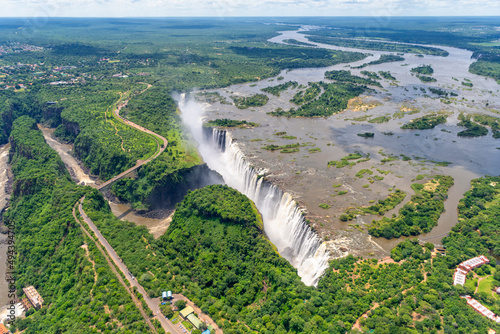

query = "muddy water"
[[0, 145, 11, 313], [39, 125, 95, 186], [108, 202, 172, 239], [196, 26, 500, 256], [39, 125, 172, 238]]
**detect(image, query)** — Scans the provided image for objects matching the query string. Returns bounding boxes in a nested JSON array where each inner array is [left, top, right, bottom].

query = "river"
[[193, 25, 500, 257], [0, 144, 11, 317], [39, 125, 172, 238]]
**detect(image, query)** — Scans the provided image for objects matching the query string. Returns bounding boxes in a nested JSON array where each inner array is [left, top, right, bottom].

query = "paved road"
[[72, 202, 158, 333], [97, 88, 168, 190], [77, 198, 183, 334]]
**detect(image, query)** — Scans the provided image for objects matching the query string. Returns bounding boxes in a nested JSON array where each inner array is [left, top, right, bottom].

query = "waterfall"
[[178, 93, 331, 286]]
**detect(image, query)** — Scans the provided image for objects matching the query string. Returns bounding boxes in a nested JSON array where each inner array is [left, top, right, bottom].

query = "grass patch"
[[232, 94, 269, 109], [261, 81, 299, 96], [205, 118, 259, 128], [401, 114, 447, 130], [368, 175, 454, 239], [356, 169, 373, 178]]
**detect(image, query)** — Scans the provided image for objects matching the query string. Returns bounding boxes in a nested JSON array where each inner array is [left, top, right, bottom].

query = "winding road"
[[75, 198, 183, 334], [68, 85, 220, 334], [97, 87, 168, 190], [73, 86, 183, 334]]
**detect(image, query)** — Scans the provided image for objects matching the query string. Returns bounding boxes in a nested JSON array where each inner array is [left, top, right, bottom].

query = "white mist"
[[177, 94, 330, 286]]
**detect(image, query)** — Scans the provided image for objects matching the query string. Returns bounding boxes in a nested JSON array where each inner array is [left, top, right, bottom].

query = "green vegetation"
[[357, 132, 374, 138], [356, 169, 373, 178], [261, 81, 298, 96], [411, 64, 434, 75], [204, 118, 258, 128], [261, 143, 303, 153], [469, 59, 500, 83], [417, 75, 437, 83], [306, 35, 449, 56], [7, 113, 500, 333], [462, 81, 474, 87], [319, 203, 331, 209], [327, 152, 369, 168], [342, 189, 407, 221], [429, 87, 456, 97], [290, 83, 321, 105], [401, 113, 447, 129], [232, 93, 269, 109], [229, 44, 366, 72], [325, 69, 382, 87], [111, 88, 202, 210], [368, 116, 390, 123], [274, 131, 297, 140], [270, 81, 365, 118], [457, 113, 489, 137], [82, 183, 437, 334], [472, 113, 500, 138], [363, 189, 407, 215], [378, 71, 396, 80], [354, 54, 405, 68], [360, 70, 381, 80], [6, 116, 152, 333], [5, 17, 500, 334], [369, 175, 454, 238]]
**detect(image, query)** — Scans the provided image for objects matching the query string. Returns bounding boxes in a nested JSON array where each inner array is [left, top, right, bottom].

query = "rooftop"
[[180, 306, 194, 318]]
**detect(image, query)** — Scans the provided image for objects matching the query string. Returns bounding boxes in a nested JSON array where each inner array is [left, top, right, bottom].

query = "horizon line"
[[1, 15, 500, 18]]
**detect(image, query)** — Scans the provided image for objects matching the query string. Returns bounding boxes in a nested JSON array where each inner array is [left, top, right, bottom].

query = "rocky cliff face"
[[145, 163, 223, 211]]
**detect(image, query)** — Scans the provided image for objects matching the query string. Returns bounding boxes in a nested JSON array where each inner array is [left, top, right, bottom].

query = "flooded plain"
[[196, 27, 500, 256]]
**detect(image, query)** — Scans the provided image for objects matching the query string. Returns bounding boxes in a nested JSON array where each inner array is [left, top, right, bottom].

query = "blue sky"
[[1, 0, 498, 17]]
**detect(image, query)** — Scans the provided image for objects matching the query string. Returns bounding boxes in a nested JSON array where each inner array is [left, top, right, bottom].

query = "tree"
[[175, 300, 187, 310], [161, 304, 174, 319]]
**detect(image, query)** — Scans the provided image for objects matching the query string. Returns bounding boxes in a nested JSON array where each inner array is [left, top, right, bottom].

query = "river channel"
[[0, 144, 11, 318], [195, 26, 500, 256], [39, 126, 172, 238]]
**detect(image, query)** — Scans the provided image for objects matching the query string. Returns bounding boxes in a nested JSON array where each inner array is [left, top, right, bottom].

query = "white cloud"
[[0, 0, 498, 16]]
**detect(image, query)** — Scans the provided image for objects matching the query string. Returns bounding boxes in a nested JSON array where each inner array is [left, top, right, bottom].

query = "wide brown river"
[[195, 26, 500, 257]]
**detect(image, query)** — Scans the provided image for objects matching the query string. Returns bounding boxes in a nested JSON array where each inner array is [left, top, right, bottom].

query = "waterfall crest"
[[178, 94, 331, 286]]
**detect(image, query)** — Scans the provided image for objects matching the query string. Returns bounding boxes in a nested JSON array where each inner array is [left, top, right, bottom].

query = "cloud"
[[1, 0, 499, 17]]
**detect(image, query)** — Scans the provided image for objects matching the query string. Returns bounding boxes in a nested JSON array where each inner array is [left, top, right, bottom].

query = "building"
[[23, 286, 44, 310], [459, 256, 490, 272], [20, 298, 32, 310], [453, 268, 468, 286], [162, 291, 172, 300], [180, 306, 194, 319], [0, 323, 10, 334], [187, 313, 203, 329], [462, 296, 500, 323]]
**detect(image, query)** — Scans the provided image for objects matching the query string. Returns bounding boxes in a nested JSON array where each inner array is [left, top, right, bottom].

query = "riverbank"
[[39, 124, 174, 238], [193, 25, 500, 258], [0, 144, 12, 317]]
